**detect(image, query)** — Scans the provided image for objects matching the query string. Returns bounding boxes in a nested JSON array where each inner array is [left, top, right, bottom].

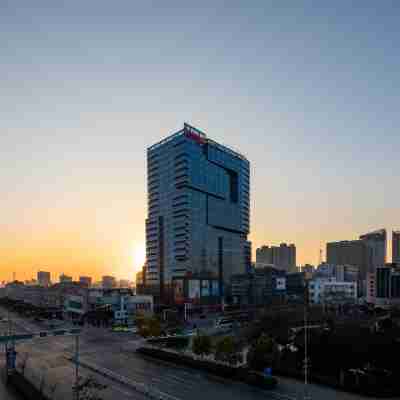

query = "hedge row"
[[272, 366, 400, 398], [136, 347, 277, 390]]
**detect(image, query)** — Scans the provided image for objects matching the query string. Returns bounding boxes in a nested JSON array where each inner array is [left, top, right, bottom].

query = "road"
[[0, 307, 392, 400]]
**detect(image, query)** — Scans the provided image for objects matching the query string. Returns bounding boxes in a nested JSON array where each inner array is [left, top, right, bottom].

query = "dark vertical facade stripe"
[[158, 216, 164, 302], [218, 236, 223, 298]]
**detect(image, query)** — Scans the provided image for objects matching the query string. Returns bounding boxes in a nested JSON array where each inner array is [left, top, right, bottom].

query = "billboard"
[[275, 277, 286, 291], [174, 279, 185, 303], [188, 280, 200, 300], [184, 124, 206, 145], [211, 280, 219, 296], [201, 280, 210, 297]]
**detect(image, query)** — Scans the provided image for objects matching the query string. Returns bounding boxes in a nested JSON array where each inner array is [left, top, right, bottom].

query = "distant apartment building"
[[327, 239, 368, 279], [315, 263, 358, 282], [359, 229, 387, 272], [393, 230, 400, 265], [315, 263, 335, 277], [308, 277, 357, 305], [301, 264, 315, 278], [119, 279, 130, 288], [145, 123, 250, 303], [79, 276, 92, 287], [37, 271, 51, 287], [334, 264, 359, 282], [59, 273, 73, 283], [256, 243, 296, 272], [102, 275, 116, 289], [327, 230, 387, 296], [373, 265, 400, 307]]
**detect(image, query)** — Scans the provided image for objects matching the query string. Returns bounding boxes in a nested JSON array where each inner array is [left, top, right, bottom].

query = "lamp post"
[[74, 335, 80, 400]]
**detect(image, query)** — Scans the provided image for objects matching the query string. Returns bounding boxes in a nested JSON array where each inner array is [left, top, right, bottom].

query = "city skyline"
[[2, 2, 400, 281]]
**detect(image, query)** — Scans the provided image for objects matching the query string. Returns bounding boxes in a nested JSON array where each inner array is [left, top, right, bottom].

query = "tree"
[[138, 316, 161, 338], [148, 316, 162, 337], [192, 334, 212, 357], [247, 334, 276, 371], [134, 315, 146, 328], [215, 336, 242, 365], [76, 375, 107, 400]]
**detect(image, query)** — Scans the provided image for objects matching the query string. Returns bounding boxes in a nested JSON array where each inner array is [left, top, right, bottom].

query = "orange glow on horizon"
[[133, 244, 146, 271]]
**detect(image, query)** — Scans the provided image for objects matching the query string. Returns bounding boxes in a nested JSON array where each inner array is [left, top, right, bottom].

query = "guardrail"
[[66, 356, 180, 400], [0, 328, 81, 343]]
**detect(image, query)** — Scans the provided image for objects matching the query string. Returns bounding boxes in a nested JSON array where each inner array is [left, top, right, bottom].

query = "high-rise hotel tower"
[[145, 124, 250, 301]]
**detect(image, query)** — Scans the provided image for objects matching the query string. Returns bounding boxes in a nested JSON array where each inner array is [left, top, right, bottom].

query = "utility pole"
[[74, 335, 80, 400], [304, 281, 311, 400]]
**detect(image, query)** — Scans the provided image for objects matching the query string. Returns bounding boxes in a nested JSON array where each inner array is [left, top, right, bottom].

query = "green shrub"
[[192, 334, 212, 357]]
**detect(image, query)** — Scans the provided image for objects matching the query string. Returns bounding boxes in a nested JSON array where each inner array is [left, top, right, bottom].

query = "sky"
[[1, 1, 399, 282]]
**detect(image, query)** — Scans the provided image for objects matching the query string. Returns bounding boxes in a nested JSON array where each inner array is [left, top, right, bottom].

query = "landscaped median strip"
[[64, 355, 180, 400]]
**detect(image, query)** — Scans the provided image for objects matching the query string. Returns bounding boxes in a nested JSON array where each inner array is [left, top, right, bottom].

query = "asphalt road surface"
[[0, 307, 393, 400]]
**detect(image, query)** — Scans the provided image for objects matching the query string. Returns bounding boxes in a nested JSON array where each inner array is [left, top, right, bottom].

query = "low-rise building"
[[119, 279, 130, 288], [286, 272, 306, 301], [102, 275, 117, 289], [37, 271, 51, 287], [86, 288, 153, 324], [5, 281, 90, 315], [60, 274, 73, 283], [231, 274, 252, 305], [230, 266, 287, 306], [373, 265, 400, 308], [308, 277, 357, 305], [79, 276, 92, 287], [322, 280, 357, 304]]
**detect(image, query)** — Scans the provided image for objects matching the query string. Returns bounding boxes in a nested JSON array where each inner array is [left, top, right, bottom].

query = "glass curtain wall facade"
[[393, 230, 400, 265], [146, 124, 250, 302], [359, 229, 387, 272]]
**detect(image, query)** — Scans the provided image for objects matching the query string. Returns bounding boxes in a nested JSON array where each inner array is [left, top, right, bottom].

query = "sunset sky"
[[1, 1, 399, 282]]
